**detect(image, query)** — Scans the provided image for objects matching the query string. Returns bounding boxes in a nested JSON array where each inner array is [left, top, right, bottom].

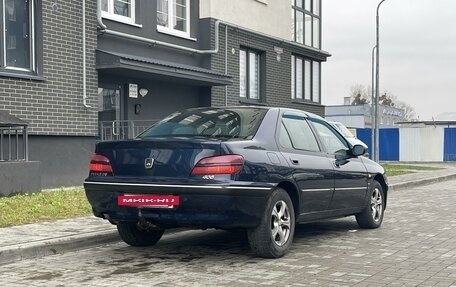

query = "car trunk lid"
[[95, 138, 222, 178]]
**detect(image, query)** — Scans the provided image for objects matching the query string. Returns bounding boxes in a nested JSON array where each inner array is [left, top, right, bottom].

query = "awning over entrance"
[[96, 50, 233, 86], [0, 111, 28, 127]]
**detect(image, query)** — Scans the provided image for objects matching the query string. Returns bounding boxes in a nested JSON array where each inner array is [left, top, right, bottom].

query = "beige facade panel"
[[200, 0, 291, 40]]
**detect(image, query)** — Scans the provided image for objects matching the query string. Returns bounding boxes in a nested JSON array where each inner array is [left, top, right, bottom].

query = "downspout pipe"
[[225, 25, 228, 105], [82, 0, 91, 108], [97, 0, 107, 30]]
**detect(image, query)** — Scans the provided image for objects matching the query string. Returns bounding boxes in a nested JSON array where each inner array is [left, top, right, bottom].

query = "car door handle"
[[290, 158, 300, 165]]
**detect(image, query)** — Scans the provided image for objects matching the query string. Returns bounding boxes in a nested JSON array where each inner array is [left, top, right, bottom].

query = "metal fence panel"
[[444, 128, 456, 161], [379, 128, 399, 161], [0, 126, 28, 161], [355, 128, 372, 159], [399, 128, 421, 161], [420, 127, 444, 161], [99, 120, 158, 141], [356, 128, 399, 161]]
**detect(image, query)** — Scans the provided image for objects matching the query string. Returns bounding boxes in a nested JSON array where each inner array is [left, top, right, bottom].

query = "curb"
[[390, 173, 456, 192], [0, 229, 119, 266]]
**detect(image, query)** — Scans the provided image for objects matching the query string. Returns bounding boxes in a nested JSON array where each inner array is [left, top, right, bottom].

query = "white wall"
[[200, 0, 290, 40], [420, 127, 444, 161], [325, 115, 366, 129], [400, 127, 444, 162]]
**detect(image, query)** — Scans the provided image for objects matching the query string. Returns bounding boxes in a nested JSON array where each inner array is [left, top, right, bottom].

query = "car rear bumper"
[[84, 180, 274, 229]]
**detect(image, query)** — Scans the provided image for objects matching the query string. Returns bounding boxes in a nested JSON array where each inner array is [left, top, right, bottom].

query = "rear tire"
[[356, 181, 385, 229], [117, 222, 164, 246], [247, 188, 295, 258]]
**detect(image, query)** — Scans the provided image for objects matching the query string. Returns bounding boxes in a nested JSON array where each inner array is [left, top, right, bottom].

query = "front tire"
[[117, 222, 164, 246], [247, 188, 295, 258], [356, 180, 385, 229]]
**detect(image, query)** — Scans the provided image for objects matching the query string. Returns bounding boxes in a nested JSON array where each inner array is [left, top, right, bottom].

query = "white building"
[[325, 104, 405, 129]]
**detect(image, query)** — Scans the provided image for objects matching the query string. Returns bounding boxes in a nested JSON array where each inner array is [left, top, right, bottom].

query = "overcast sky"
[[322, 0, 456, 120]]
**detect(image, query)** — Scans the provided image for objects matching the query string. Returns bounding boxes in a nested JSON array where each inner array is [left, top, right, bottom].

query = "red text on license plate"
[[118, 195, 180, 208]]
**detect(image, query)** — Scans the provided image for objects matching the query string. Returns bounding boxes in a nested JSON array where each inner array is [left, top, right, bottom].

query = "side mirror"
[[352, 144, 366, 157]]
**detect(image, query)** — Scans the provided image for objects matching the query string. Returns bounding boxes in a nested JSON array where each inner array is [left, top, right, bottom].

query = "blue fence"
[[379, 129, 399, 161], [356, 128, 399, 161], [444, 128, 456, 161], [356, 129, 372, 158]]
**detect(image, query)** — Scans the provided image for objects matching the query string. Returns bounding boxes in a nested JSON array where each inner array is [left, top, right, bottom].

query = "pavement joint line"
[[1, 170, 456, 266]]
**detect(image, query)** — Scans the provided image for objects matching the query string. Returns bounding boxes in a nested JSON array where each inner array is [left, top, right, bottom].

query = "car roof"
[[187, 106, 324, 121], [276, 107, 325, 120]]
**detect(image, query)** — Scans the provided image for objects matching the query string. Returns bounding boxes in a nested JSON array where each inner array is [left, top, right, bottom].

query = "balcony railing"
[[0, 126, 28, 161], [0, 111, 29, 162], [99, 120, 159, 141]]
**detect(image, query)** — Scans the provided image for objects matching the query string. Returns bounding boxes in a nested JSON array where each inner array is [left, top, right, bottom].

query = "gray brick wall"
[[0, 0, 98, 136], [209, 19, 326, 116]]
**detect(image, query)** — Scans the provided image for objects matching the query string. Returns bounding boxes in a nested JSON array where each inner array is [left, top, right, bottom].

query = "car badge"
[[145, 158, 154, 169]]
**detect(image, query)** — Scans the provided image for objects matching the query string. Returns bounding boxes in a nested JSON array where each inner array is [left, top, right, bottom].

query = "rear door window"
[[280, 113, 320, 151], [310, 119, 349, 154]]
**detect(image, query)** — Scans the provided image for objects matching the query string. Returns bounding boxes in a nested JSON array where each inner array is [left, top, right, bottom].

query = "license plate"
[[118, 194, 180, 208]]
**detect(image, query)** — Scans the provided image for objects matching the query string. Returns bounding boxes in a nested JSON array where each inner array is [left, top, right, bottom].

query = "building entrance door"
[[98, 86, 124, 141]]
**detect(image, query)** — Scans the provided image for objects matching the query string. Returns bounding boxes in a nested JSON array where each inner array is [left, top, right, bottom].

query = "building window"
[[291, 55, 320, 103], [0, 0, 35, 74], [101, 0, 135, 23], [291, 0, 320, 49], [240, 48, 261, 101], [157, 0, 190, 38]]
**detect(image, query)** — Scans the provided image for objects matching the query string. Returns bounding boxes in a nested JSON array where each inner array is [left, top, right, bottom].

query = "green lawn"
[[382, 164, 442, 177], [0, 189, 91, 227]]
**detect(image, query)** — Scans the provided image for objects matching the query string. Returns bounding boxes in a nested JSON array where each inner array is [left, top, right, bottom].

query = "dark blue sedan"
[[84, 107, 388, 258]]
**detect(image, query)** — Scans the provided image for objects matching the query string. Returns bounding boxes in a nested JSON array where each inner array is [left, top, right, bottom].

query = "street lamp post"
[[371, 45, 377, 160], [374, 0, 387, 162]]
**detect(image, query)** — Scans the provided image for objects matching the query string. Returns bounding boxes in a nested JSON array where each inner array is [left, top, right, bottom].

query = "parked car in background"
[[329, 121, 369, 150], [84, 107, 388, 258]]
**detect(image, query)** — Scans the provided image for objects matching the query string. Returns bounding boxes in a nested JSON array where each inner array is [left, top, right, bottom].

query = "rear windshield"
[[138, 108, 267, 140]]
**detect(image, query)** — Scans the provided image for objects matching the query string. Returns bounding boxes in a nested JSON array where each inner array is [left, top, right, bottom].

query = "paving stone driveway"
[[1, 180, 456, 287]]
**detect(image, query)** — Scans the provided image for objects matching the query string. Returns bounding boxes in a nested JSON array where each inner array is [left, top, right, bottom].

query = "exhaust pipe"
[[137, 209, 162, 232]]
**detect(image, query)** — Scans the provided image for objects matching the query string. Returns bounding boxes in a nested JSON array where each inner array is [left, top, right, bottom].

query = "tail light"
[[191, 155, 244, 175], [89, 154, 113, 175]]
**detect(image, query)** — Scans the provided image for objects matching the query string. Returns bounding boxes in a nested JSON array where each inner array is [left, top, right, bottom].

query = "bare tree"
[[378, 91, 416, 120], [395, 101, 416, 120], [348, 86, 417, 120]]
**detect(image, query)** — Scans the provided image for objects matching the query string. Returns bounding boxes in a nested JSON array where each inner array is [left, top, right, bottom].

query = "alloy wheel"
[[271, 200, 291, 246], [371, 187, 383, 222]]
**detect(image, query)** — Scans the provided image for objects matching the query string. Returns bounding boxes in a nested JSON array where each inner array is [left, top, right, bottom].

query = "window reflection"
[[291, 0, 321, 49], [291, 56, 320, 103], [4, 0, 33, 70], [140, 108, 267, 140]]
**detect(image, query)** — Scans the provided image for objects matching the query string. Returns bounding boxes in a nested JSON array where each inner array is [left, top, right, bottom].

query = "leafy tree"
[[379, 93, 394, 106], [350, 84, 371, 105]]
